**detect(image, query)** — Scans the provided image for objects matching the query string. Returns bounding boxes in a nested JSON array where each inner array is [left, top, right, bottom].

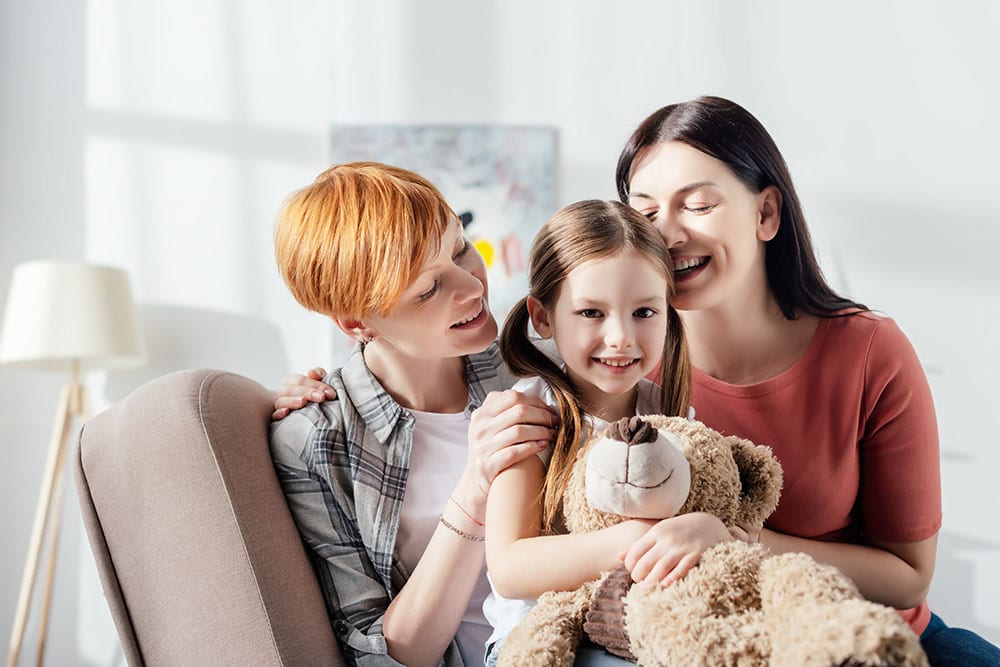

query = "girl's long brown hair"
[[500, 200, 691, 530]]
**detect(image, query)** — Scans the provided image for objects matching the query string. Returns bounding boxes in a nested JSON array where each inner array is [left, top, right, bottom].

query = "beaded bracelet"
[[439, 515, 485, 542]]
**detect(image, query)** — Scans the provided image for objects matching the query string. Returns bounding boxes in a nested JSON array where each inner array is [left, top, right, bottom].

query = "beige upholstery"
[[75, 369, 345, 666]]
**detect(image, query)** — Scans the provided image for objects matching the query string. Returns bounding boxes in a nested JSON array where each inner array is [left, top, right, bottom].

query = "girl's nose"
[[604, 317, 632, 349]]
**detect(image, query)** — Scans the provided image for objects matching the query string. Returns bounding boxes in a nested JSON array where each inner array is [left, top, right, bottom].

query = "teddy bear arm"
[[624, 542, 772, 667], [759, 552, 928, 667], [497, 580, 599, 667], [726, 436, 783, 526]]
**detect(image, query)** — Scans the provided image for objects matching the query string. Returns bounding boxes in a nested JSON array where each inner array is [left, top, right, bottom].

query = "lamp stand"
[[7, 363, 87, 667]]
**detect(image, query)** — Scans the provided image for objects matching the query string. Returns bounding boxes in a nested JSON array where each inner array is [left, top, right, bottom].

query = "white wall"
[[1, 1, 997, 662]]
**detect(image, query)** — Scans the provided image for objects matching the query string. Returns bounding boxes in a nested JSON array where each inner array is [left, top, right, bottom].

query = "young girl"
[[482, 199, 745, 665]]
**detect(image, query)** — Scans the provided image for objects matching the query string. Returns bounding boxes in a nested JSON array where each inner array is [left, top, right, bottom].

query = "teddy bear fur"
[[495, 415, 928, 667]]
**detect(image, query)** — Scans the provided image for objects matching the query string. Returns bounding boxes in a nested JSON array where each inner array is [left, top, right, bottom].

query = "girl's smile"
[[592, 356, 642, 372], [530, 250, 668, 421]]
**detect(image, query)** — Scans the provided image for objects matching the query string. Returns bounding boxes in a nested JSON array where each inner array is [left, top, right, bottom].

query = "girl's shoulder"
[[512, 375, 558, 406], [636, 378, 663, 414]]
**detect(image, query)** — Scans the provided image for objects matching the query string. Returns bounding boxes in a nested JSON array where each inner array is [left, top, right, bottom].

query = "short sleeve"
[[512, 376, 556, 466], [859, 318, 942, 542]]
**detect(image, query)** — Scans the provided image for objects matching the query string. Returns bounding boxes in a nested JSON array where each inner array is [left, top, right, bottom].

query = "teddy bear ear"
[[726, 436, 783, 525]]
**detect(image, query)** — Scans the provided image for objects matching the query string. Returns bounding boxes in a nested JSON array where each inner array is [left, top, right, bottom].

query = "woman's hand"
[[455, 390, 558, 521], [621, 512, 734, 586], [272, 367, 336, 420]]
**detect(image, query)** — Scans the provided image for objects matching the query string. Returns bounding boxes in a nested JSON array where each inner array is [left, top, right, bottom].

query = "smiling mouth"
[[672, 256, 709, 276], [595, 358, 639, 368], [451, 302, 485, 328]]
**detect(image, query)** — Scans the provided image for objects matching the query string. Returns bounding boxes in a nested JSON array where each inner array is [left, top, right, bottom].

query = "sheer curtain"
[[83, 0, 338, 386]]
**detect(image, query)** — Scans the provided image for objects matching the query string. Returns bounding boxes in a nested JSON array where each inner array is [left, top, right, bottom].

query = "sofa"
[[75, 368, 346, 666]]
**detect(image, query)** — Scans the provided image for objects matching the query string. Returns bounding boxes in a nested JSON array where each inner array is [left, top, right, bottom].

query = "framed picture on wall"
[[328, 125, 558, 362]]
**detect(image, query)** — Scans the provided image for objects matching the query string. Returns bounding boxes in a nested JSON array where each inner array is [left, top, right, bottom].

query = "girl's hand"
[[456, 390, 558, 519], [621, 512, 734, 586], [272, 367, 336, 420], [728, 520, 763, 544]]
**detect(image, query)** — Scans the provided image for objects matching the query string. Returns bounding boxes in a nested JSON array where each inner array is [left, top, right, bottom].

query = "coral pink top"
[[689, 311, 941, 634]]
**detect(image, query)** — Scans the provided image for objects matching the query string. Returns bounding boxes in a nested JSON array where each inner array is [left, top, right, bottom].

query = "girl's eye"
[[634, 307, 657, 319], [417, 278, 441, 302], [579, 309, 603, 319]]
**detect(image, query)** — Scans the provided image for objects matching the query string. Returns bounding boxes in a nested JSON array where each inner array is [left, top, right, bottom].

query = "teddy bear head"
[[560, 415, 783, 533]]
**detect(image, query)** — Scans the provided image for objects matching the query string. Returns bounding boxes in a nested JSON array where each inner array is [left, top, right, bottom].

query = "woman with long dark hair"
[[615, 96, 998, 664]]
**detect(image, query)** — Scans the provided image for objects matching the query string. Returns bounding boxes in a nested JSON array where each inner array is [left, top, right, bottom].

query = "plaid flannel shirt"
[[270, 342, 514, 666]]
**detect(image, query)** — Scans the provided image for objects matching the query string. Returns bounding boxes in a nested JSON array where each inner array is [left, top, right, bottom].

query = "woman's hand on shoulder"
[[455, 390, 557, 520], [621, 512, 734, 586], [272, 367, 337, 421]]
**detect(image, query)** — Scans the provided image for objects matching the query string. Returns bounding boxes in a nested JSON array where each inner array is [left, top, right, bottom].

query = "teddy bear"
[[495, 415, 928, 667]]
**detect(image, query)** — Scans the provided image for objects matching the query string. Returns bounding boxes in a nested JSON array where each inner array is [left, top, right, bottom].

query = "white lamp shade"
[[0, 260, 146, 372]]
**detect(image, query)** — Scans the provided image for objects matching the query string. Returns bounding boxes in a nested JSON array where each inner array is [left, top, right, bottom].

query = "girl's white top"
[[481, 375, 664, 649]]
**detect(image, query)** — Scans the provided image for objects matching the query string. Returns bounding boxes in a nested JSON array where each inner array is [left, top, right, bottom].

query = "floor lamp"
[[0, 261, 145, 667]]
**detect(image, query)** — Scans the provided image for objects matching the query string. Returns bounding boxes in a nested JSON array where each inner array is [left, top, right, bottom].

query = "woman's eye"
[[579, 309, 603, 319], [454, 238, 472, 261], [642, 210, 658, 221], [418, 279, 441, 302], [682, 203, 715, 214], [634, 307, 657, 319]]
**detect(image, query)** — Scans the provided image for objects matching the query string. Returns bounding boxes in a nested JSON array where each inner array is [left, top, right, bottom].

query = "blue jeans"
[[920, 612, 1000, 666]]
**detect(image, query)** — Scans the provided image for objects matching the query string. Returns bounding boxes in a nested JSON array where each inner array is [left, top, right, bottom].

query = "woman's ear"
[[334, 317, 376, 345], [526, 296, 553, 339], [756, 185, 782, 242]]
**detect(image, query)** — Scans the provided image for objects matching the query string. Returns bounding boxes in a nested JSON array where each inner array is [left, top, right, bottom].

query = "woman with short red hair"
[[271, 162, 556, 666]]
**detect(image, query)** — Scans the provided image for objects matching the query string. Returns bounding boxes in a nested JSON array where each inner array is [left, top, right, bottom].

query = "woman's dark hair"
[[615, 96, 866, 319]]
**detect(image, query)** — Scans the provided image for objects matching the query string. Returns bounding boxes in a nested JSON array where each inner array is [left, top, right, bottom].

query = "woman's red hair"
[[275, 162, 454, 320]]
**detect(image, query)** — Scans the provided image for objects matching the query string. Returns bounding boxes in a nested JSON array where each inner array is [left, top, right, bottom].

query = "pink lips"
[[672, 256, 710, 283], [451, 302, 488, 330]]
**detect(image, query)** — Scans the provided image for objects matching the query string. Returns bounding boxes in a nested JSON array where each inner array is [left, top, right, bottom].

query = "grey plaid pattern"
[[270, 342, 513, 666]]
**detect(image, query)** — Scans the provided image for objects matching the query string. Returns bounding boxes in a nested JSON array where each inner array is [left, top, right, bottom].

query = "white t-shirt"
[[397, 408, 493, 665], [482, 375, 664, 648]]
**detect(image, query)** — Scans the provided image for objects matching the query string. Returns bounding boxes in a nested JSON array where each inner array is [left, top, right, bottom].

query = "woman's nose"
[[453, 265, 485, 303], [655, 212, 688, 249]]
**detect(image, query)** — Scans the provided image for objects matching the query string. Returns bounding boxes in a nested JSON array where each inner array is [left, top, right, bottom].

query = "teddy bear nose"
[[609, 416, 657, 446]]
